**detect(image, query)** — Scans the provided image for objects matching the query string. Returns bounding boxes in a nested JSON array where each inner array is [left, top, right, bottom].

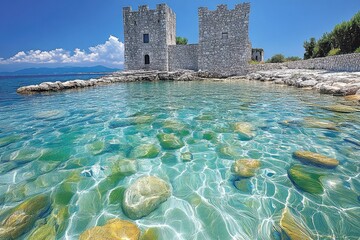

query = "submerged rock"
[[321, 104, 359, 113], [133, 115, 154, 124], [162, 120, 190, 136], [39, 148, 71, 162], [0, 135, 22, 147], [86, 141, 105, 155], [130, 144, 160, 158], [0, 195, 51, 239], [293, 150, 339, 168], [181, 152, 193, 162], [79, 219, 140, 240], [344, 94, 360, 104], [27, 222, 56, 240], [288, 164, 325, 194], [10, 148, 42, 163], [157, 133, 184, 150], [122, 176, 171, 219], [233, 122, 256, 140], [35, 110, 66, 120], [279, 207, 312, 240], [109, 158, 137, 176], [202, 131, 217, 141], [234, 179, 252, 193], [141, 228, 159, 240], [232, 159, 261, 178], [303, 118, 337, 130], [217, 145, 239, 159], [194, 114, 214, 121]]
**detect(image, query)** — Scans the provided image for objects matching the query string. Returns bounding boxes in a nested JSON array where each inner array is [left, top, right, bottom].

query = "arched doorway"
[[144, 54, 150, 65]]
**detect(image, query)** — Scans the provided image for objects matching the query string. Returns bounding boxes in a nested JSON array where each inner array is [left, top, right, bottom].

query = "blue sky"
[[0, 0, 359, 71]]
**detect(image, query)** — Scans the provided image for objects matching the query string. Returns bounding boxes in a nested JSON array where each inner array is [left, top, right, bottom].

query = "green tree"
[[266, 54, 286, 63], [349, 12, 360, 53], [315, 33, 332, 57], [303, 37, 316, 59], [176, 37, 188, 45]]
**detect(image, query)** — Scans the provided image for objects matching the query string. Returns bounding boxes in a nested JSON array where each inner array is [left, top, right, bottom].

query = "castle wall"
[[123, 4, 176, 71], [247, 53, 360, 73], [198, 4, 252, 76], [168, 44, 199, 71]]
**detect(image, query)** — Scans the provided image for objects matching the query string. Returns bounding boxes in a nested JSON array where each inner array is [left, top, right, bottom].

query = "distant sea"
[[0, 73, 109, 103]]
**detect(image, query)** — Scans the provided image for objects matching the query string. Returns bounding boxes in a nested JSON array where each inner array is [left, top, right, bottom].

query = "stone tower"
[[123, 4, 176, 71], [198, 4, 251, 75]]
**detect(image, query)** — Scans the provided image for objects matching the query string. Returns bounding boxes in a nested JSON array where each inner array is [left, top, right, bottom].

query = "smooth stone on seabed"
[[288, 164, 325, 194], [129, 144, 160, 158], [344, 94, 360, 103], [322, 104, 359, 113], [157, 133, 184, 150], [0, 195, 51, 239], [27, 222, 56, 240], [293, 150, 339, 168], [232, 159, 261, 178], [233, 122, 256, 140], [303, 117, 337, 130], [122, 176, 171, 219], [279, 207, 312, 240], [79, 219, 140, 240], [0, 135, 22, 147]]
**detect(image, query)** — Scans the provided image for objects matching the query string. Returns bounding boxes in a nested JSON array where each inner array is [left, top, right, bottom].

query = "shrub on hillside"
[[286, 56, 302, 61], [327, 48, 341, 56], [266, 54, 286, 63], [355, 47, 360, 53]]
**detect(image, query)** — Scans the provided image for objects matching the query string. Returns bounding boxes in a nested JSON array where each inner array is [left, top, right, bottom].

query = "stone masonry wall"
[[247, 53, 360, 73], [198, 4, 251, 76], [123, 4, 176, 71], [168, 44, 199, 71]]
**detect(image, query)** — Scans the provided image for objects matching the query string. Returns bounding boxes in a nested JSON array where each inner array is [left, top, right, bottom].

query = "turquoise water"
[[0, 78, 359, 239]]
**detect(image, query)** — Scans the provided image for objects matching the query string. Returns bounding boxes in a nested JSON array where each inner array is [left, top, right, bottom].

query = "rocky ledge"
[[16, 70, 222, 94], [246, 69, 360, 96]]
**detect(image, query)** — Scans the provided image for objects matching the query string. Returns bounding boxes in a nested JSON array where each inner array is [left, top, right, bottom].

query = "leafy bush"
[[249, 60, 262, 64], [327, 48, 341, 56], [266, 54, 286, 63], [286, 56, 302, 61], [355, 47, 360, 53], [176, 37, 188, 45]]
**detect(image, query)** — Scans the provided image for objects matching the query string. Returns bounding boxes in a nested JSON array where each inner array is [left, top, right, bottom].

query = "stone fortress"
[[123, 3, 258, 75]]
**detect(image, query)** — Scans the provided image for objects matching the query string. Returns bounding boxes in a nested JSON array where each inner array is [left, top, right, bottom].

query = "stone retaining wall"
[[247, 53, 360, 73], [168, 44, 199, 71]]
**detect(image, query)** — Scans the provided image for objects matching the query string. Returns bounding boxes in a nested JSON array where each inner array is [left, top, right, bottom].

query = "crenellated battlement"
[[123, 3, 174, 15], [198, 3, 250, 14]]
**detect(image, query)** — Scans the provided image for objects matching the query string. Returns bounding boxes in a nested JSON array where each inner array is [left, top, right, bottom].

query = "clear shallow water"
[[0, 78, 359, 239]]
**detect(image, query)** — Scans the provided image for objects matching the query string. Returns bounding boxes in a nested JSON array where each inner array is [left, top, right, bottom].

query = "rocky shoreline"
[[246, 69, 360, 96], [16, 69, 360, 99], [16, 70, 216, 94]]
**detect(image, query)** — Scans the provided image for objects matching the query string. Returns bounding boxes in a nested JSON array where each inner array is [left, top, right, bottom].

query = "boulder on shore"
[[293, 150, 339, 168], [122, 176, 171, 219]]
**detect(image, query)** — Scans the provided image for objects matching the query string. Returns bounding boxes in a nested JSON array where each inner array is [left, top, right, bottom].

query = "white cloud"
[[0, 35, 124, 66]]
